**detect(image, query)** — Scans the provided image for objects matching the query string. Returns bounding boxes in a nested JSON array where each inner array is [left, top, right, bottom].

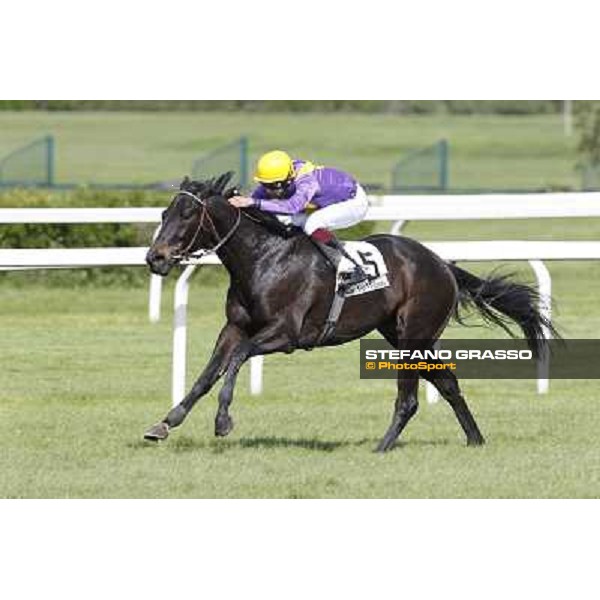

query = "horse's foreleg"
[[376, 373, 419, 452], [144, 323, 245, 441], [420, 366, 485, 446]]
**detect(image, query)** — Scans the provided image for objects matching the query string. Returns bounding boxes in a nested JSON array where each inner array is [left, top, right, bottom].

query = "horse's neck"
[[213, 209, 290, 281]]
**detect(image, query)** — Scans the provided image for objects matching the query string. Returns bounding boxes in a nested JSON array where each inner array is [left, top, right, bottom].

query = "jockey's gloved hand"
[[224, 186, 241, 199]]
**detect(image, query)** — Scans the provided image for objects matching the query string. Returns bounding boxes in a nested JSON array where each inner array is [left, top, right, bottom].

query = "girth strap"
[[314, 287, 347, 346]]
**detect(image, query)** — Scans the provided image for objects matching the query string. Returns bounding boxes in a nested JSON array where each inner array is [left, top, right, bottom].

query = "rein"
[[172, 189, 242, 261]]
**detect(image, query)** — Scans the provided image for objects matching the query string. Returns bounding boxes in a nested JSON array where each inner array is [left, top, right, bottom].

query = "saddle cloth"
[[337, 241, 390, 297]]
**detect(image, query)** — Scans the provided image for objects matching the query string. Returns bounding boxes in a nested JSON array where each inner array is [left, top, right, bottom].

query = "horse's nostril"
[[147, 242, 172, 264], [147, 248, 164, 263], [147, 254, 164, 273], [146, 246, 174, 276]]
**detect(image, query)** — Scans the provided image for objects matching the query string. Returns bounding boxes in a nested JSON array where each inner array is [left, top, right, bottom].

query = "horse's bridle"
[[171, 189, 241, 261]]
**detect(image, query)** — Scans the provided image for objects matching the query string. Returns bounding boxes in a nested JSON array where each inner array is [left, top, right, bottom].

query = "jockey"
[[228, 150, 371, 286]]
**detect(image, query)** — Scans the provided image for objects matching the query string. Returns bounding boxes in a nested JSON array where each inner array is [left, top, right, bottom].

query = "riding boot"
[[326, 236, 371, 286], [311, 229, 371, 287]]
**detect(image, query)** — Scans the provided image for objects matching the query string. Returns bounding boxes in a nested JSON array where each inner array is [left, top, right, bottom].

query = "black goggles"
[[262, 180, 289, 191]]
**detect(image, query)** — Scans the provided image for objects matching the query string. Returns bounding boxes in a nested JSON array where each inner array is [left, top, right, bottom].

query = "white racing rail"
[[4, 193, 600, 321], [372, 192, 600, 235], [0, 207, 166, 321], [2, 192, 600, 406]]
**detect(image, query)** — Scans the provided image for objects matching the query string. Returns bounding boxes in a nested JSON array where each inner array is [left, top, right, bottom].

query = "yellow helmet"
[[254, 150, 294, 184]]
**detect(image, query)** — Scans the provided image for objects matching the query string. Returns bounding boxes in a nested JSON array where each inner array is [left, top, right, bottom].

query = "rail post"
[[148, 225, 163, 323], [529, 260, 552, 394], [172, 265, 198, 406]]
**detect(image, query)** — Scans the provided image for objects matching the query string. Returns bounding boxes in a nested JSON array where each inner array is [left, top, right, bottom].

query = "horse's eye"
[[182, 205, 196, 220], [161, 209, 168, 221]]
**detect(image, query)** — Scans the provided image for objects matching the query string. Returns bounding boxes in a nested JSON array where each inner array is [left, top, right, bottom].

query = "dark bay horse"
[[144, 173, 556, 451]]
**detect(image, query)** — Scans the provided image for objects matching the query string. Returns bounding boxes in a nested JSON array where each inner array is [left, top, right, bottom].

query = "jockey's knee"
[[310, 228, 334, 243]]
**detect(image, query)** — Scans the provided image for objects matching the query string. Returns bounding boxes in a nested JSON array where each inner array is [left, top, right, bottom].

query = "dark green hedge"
[[0, 187, 168, 209], [0, 100, 564, 115]]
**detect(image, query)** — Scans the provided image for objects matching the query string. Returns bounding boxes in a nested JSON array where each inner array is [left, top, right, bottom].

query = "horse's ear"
[[204, 177, 216, 194], [214, 171, 235, 194], [180, 176, 191, 190]]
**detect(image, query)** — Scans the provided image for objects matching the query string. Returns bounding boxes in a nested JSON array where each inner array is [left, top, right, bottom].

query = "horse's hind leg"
[[214, 325, 291, 438], [376, 372, 419, 452], [378, 316, 484, 447], [375, 320, 421, 451], [420, 365, 485, 446], [214, 340, 252, 437]]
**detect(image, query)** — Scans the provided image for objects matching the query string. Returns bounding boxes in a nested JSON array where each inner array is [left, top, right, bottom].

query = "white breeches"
[[289, 184, 369, 234]]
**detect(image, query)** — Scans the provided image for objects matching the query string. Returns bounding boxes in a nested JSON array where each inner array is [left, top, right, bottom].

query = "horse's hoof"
[[215, 415, 234, 437], [375, 440, 396, 453], [144, 421, 170, 442], [467, 436, 485, 447]]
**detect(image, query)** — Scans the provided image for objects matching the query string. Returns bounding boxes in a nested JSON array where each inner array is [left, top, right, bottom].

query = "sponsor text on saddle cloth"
[[337, 241, 389, 296]]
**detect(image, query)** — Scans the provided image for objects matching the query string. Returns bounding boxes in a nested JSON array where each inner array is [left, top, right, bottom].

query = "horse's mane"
[[179, 171, 300, 240], [240, 207, 300, 239], [180, 171, 234, 198]]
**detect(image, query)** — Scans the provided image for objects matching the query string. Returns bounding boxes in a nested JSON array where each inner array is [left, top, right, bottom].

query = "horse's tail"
[[447, 263, 560, 358]]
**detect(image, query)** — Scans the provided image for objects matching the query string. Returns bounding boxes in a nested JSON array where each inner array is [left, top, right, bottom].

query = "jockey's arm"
[[252, 178, 320, 215]]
